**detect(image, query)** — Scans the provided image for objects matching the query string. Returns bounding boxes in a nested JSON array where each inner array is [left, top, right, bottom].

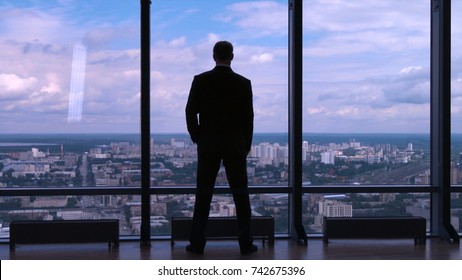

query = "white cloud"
[[206, 33, 220, 44], [334, 106, 361, 118], [304, 0, 429, 61], [251, 53, 274, 64], [307, 107, 327, 115], [169, 36, 186, 47], [151, 71, 166, 81], [305, 0, 428, 33], [0, 7, 78, 44], [400, 66, 423, 74], [0, 74, 38, 95], [300, 0, 437, 133], [216, 1, 287, 36]]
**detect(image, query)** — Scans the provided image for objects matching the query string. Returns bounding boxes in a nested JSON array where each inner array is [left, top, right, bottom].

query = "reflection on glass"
[[68, 43, 87, 123]]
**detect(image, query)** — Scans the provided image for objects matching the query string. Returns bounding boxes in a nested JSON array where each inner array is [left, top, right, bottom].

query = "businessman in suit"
[[185, 41, 256, 255]]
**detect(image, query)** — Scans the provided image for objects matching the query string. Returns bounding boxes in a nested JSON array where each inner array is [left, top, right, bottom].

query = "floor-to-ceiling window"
[[150, 0, 290, 235], [0, 0, 141, 237], [302, 0, 431, 233]]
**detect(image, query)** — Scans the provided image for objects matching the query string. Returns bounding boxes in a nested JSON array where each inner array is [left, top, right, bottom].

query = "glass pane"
[[0, 192, 289, 238], [0, 195, 139, 239], [150, 193, 288, 236], [302, 0, 430, 185], [0, 1, 140, 188], [151, 0, 289, 231], [303, 193, 430, 234]]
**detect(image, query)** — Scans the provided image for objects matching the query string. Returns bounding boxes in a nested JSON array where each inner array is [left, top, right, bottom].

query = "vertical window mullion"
[[288, 0, 307, 244], [140, 0, 151, 247], [430, 0, 459, 243]]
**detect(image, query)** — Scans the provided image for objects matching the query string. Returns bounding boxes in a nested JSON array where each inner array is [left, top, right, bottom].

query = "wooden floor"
[[1, 238, 461, 260]]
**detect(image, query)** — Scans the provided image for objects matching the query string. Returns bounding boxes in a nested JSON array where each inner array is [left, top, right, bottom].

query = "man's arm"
[[185, 77, 200, 144], [244, 80, 254, 153]]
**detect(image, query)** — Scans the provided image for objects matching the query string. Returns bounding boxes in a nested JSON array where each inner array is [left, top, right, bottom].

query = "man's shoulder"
[[194, 67, 251, 83], [232, 72, 251, 83], [195, 69, 214, 78]]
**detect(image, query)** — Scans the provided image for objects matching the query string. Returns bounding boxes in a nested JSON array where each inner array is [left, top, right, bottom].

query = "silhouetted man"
[[185, 41, 256, 255]]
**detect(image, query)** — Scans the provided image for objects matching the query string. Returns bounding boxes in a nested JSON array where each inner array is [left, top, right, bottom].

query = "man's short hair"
[[213, 41, 233, 61]]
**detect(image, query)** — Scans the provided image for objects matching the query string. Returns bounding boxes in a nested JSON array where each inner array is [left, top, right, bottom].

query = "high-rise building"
[[318, 200, 352, 217], [407, 143, 413, 151], [321, 151, 335, 165]]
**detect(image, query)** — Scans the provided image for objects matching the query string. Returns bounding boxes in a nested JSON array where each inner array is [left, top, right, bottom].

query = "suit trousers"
[[189, 136, 252, 249]]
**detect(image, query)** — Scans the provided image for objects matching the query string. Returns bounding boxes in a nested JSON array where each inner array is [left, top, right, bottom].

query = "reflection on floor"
[[1, 238, 461, 260]]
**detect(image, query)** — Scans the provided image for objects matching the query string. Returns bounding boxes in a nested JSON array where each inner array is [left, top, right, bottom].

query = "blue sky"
[[0, 0, 461, 134]]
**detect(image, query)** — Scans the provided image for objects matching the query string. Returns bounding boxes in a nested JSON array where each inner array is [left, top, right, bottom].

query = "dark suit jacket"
[[185, 66, 254, 153]]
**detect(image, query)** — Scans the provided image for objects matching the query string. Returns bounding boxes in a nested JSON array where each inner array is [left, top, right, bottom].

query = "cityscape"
[[1, 133, 462, 237]]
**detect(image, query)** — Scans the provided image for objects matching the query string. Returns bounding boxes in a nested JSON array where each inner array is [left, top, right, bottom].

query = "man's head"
[[213, 41, 234, 64]]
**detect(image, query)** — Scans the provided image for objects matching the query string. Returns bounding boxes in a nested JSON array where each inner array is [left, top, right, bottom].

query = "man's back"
[[186, 66, 253, 152]]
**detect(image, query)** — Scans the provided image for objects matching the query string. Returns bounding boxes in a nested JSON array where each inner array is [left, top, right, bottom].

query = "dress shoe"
[[186, 244, 204, 255], [240, 244, 258, 255]]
